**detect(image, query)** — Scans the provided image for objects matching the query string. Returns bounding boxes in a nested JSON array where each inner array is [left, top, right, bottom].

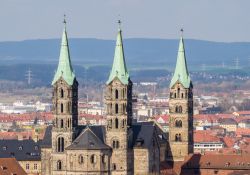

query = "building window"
[[61, 103, 64, 113], [26, 163, 29, 170], [115, 118, 119, 129], [102, 155, 106, 164], [57, 137, 64, 152], [2, 146, 6, 151], [115, 104, 118, 114], [57, 160, 62, 170], [115, 89, 119, 99], [18, 146, 23, 150], [60, 89, 64, 98], [79, 155, 84, 164], [112, 140, 120, 149], [175, 120, 182, 127], [112, 163, 117, 170], [108, 119, 112, 129], [175, 133, 182, 142], [177, 88, 180, 98], [90, 155, 96, 164], [34, 163, 37, 170], [175, 106, 182, 113], [60, 119, 64, 128]]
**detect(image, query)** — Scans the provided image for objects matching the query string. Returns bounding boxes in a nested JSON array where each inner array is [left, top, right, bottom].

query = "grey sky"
[[0, 0, 249, 42]]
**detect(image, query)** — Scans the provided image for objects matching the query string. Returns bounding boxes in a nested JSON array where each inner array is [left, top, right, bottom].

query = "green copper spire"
[[52, 18, 75, 85], [170, 32, 191, 88], [106, 21, 129, 85]]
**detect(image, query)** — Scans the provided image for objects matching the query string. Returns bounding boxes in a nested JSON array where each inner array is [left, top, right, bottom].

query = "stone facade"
[[41, 23, 162, 175], [168, 82, 193, 161], [105, 77, 133, 174], [168, 36, 194, 162]]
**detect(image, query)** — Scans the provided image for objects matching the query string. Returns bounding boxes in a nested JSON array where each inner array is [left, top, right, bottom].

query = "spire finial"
[[63, 14, 67, 26], [117, 17, 122, 31], [180, 28, 184, 37]]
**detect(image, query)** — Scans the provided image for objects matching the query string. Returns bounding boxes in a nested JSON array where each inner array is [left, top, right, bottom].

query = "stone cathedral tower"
[[104, 22, 133, 174], [168, 33, 193, 161], [51, 19, 78, 173]]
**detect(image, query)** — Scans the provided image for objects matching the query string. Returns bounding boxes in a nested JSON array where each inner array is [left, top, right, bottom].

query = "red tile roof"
[[194, 130, 221, 143], [0, 158, 27, 175]]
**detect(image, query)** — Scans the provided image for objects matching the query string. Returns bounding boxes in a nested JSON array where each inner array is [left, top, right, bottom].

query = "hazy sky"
[[0, 0, 249, 42]]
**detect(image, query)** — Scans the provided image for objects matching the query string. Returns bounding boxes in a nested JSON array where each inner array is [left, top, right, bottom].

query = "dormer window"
[[2, 146, 6, 151], [18, 146, 23, 150]]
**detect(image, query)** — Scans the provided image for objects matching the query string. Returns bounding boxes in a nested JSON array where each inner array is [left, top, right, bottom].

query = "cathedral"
[[40, 20, 193, 175]]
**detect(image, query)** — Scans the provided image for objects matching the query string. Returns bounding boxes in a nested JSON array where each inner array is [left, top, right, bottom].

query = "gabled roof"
[[106, 27, 129, 85], [170, 36, 191, 88], [66, 126, 110, 150], [52, 22, 75, 85]]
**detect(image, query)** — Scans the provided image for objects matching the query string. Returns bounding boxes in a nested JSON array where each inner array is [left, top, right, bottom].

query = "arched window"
[[108, 119, 112, 129], [116, 141, 119, 148], [90, 155, 96, 164], [112, 140, 120, 149], [67, 119, 70, 128], [177, 88, 180, 98], [57, 160, 62, 170], [115, 118, 119, 129], [122, 119, 125, 128], [175, 106, 182, 113], [115, 104, 118, 114], [175, 120, 182, 128], [179, 106, 182, 113], [60, 89, 64, 98], [113, 163, 117, 170], [102, 155, 106, 164], [60, 119, 64, 128], [61, 137, 64, 152], [115, 89, 119, 99], [79, 155, 84, 164], [57, 138, 60, 152], [61, 103, 63, 113], [57, 137, 64, 152], [175, 134, 182, 142]]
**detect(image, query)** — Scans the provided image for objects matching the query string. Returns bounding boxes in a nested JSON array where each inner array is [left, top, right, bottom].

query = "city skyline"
[[0, 0, 249, 42]]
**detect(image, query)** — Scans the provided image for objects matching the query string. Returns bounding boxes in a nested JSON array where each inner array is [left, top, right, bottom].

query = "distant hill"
[[0, 38, 250, 86], [1, 38, 250, 69]]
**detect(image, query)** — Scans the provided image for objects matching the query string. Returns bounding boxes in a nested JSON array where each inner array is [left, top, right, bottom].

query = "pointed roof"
[[170, 36, 191, 88], [66, 127, 111, 150], [106, 26, 129, 85], [52, 21, 75, 85]]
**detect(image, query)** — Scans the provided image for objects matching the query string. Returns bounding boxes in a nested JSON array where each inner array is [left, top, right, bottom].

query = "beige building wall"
[[19, 160, 41, 175], [41, 148, 52, 175], [66, 149, 111, 175]]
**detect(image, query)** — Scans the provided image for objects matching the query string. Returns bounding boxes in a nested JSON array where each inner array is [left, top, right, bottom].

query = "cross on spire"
[[63, 14, 67, 25], [118, 19, 122, 30], [180, 28, 184, 37]]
